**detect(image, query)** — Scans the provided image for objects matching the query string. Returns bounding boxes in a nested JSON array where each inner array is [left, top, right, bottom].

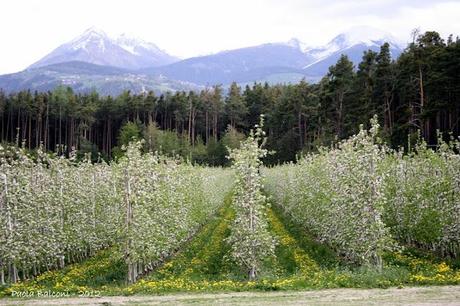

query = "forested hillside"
[[0, 31, 459, 164]]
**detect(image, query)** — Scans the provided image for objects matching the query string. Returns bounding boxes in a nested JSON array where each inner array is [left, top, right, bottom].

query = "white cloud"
[[0, 0, 459, 74]]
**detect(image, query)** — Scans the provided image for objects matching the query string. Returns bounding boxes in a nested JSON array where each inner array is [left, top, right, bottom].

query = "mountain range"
[[0, 26, 405, 95], [29, 27, 179, 70]]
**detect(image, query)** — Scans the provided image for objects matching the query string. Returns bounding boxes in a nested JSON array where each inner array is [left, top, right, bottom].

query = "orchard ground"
[[2, 286, 460, 305]]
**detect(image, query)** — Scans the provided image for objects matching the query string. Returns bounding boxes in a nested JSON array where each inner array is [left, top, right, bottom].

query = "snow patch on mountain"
[[303, 25, 403, 69], [336, 25, 403, 48], [69, 27, 109, 51], [284, 38, 309, 51], [116, 33, 164, 56]]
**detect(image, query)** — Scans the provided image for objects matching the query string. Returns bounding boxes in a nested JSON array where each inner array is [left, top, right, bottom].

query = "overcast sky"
[[1, 0, 459, 74]]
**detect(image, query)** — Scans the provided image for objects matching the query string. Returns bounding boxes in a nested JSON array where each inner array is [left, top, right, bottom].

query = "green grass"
[[147, 193, 240, 281], [268, 203, 339, 269]]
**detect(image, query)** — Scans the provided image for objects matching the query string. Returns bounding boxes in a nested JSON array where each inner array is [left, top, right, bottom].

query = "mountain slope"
[[143, 27, 404, 85], [0, 61, 199, 95], [143, 42, 311, 85], [29, 27, 178, 70]]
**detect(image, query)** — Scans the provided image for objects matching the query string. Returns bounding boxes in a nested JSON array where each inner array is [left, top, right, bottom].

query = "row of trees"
[[0, 142, 232, 284], [265, 118, 392, 267], [264, 118, 460, 266], [0, 31, 459, 164]]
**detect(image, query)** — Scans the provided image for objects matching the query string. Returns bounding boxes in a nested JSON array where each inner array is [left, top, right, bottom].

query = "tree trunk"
[[298, 111, 303, 148], [28, 113, 32, 149], [188, 101, 192, 144], [6, 109, 10, 142], [124, 169, 134, 284], [336, 91, 344, 138], [59, 106, 62, 150], [205, 111, 209, 143], [108, 119, 111, 157], [10, 264, 18, 283], [192, 109, 196, 146], [249, 267, 256, 280], [1, 265, 5, 285], [419, 64, 425, 137], [213, 113, 218, 141], [45, 101, 49, 150]]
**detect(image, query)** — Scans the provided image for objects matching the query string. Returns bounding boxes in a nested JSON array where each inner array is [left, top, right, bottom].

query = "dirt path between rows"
[[2, 285, 460, 306]]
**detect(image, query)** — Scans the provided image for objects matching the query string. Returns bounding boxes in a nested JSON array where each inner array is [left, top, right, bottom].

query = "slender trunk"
[[213, 113, 218, 141], [17, 109, 21, 140], [92, 173, 97, 234], [35, 114, 40, 147], [336, 91, 344, 138], [419, 64, 425, 136], [108, 119, 111, 157], [64, 117, 67, 152], [384, 95, 390, 133], [249, 204, 256, 281], [192, 109, 196, 146], [102, 120, 106, 154], [304, 116, 308, 150], [188, 101, 192, 144], [45, 101, 49, 150], [28, 114, 32, 149], [10, 264, 18, 283], [59, 256, 65, 269], [59, 106, 62, 150], [298, 111, 303, 148], [389, 94, 394, 133], [16, 108, 21, 144], [54, 117, 57, 152], [6, 109, 10, 142], [205, 111, 209, 143], [124, 169, 134, 284], [1, 265, 5, 285]]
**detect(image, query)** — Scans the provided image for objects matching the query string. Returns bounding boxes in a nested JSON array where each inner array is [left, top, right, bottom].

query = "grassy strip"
[[148, 193, 237, 281], [273, 204, 340, 268], [266, 206, 320, 276]]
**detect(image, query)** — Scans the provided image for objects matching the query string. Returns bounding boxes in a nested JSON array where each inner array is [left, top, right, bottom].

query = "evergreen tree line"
[[0, 31, 459, 165]]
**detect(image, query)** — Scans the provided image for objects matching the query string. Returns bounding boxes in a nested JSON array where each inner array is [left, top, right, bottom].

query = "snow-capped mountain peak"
[[116, 33, 163, 56], [81, 26, 108, 37], [67, 27, 111, 52], [303, 25, 404, 69], [28, 27, 179, 70], [69, 27, 109, 44], [333, 25, 403, 48]]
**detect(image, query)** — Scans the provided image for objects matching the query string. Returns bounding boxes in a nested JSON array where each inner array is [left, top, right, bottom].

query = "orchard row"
[[0, 143, 232, 284], [265, 118, 460, 266]]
